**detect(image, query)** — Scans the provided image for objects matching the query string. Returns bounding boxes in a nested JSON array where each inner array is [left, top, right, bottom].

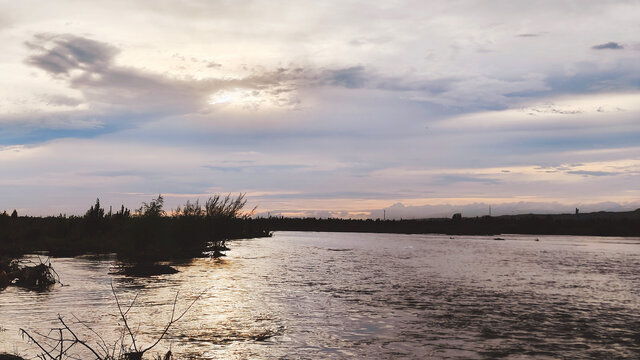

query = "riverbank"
[[254, 208, 640, 236], [2, 203, 639, 261], [0, 215, 270, 260]]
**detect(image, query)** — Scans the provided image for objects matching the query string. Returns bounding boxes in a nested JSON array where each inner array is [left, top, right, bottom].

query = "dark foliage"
[[113, 263, 179, 277], [2, 197, 638, 263], [252, 208, 640, 236], [0, 194, 270, 261], [0, 258, 59, 289]]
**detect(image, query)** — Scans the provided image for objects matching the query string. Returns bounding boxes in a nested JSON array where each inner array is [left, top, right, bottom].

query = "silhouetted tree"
[[205, 193, 253, 218], [85, 198, 105, 220], [11, 209, 18, 218], [115, 204, 131, 218], [176, 199, 203, 217], [138, 194, 165, 217]]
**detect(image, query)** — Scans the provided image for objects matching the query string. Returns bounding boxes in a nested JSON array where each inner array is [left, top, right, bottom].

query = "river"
[[1, 231, 640, 359]]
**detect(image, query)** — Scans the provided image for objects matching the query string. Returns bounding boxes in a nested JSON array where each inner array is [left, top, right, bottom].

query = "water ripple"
[[1, 232, 640, 359]]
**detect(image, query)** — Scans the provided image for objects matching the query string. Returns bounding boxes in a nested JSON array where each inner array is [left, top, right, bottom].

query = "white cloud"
[[437, 93, 640, 132], [1, 1, 640, 215]]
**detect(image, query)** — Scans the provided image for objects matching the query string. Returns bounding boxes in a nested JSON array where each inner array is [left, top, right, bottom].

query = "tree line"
[[0, 194, 269, 260]]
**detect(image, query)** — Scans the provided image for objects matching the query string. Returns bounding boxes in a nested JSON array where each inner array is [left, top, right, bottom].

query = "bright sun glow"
[[208, 88, 266, 109]]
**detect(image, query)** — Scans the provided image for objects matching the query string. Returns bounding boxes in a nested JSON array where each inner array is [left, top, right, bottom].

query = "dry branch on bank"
[[18, 283, 207, 360]]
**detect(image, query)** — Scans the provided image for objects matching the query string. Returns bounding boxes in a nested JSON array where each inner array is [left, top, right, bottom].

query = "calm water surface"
[[1, 232, 640, 359]]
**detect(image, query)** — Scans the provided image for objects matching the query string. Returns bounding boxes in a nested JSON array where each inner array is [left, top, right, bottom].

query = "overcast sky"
[[1, 0, 640, 218]]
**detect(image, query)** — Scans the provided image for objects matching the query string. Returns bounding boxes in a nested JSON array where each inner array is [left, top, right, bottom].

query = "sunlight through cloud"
[[208, 88, 266, 110]]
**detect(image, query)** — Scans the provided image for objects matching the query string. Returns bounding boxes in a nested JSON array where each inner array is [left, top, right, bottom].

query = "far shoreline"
[[252, 208, 640, 238], [2, 203, 639, 262]]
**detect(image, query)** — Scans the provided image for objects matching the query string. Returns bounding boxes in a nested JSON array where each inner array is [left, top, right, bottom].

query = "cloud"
[[40, 94, 84, 107], [22, 34, 213, 121], [23, 35, 434, 116], [17, 31, 639, 146], [436, 93, 640, 135], [432, 174, 501, 185], [9, 33, 318, 143], [592, 42, 624, 50], [0, 13, 11, 31], [24, 34, 313, 109], [321, 66, 368, 89], [4, 2, 640, 216], [567, 170, 618, 176], [13, 33, 473, 144], [507, 65, 640, 99], [203, 164, 306, 173], [25, 33, 118, 75]]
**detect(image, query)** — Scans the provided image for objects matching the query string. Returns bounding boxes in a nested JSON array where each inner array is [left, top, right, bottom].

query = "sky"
[[1, 0, 640, 218]]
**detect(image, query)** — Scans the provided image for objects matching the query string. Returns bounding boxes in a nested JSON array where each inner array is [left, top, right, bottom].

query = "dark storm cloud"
[[592, 42, 624, 50]]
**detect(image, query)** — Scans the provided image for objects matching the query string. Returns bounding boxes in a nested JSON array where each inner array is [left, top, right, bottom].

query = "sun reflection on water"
[[2, 233, 640, 359]]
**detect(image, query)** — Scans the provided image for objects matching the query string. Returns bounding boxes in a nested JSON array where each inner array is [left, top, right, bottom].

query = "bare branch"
[[72, 313, 110, 356], [111, 281, 138, 352], [141, 288, 208, 353], [57, 316, 104, 360], [19, 328, 56, 360]]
